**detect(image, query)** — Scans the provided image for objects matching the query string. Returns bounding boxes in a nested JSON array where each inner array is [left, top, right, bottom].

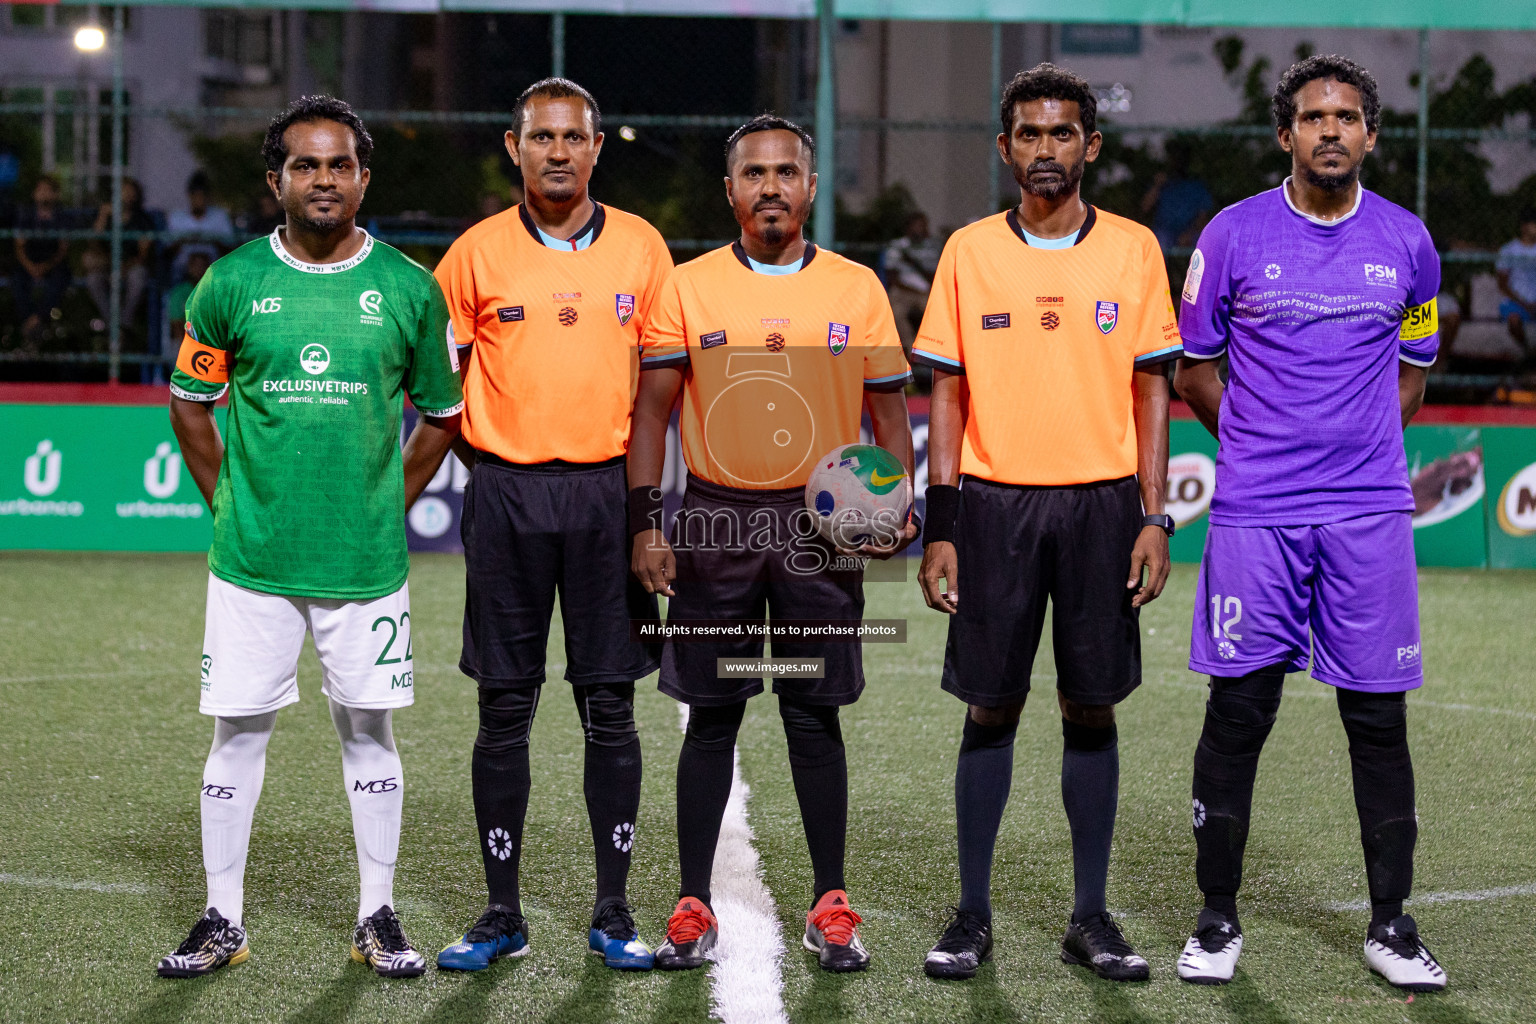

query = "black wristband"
[[922, 484, 960, 545], [627, 486, 665, 538]]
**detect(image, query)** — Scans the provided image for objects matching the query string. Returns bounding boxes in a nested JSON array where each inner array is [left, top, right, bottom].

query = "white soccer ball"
[[804, 444, 913, 549]]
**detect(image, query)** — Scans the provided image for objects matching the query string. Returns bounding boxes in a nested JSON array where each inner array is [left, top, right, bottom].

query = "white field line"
[[678, 704, 789, 1024], [0, 668, 163, 685], [1329, 882, 1536, 912], [0, 872, 152, 895]]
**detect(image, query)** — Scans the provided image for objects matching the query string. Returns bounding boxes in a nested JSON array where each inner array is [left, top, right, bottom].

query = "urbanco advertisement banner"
[[1, 404, 219, 552]]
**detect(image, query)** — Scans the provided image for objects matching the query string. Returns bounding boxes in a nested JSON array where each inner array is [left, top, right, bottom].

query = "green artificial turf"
[[0, 552, 1531, 1023]]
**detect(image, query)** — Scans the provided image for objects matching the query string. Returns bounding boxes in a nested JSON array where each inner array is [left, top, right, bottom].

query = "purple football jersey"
[[1180, 182, 1441, 526]]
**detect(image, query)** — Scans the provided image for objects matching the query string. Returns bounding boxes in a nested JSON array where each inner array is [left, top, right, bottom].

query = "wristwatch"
[[1143, 513, 1175, 537]]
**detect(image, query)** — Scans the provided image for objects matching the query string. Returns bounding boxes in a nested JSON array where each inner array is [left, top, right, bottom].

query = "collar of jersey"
[[519, 201, 604, 250], [269, 228, 374, 274], [731, 239, 818, 273], [1005, 205, 1096, 248], [1280, 176, 1364, 226]]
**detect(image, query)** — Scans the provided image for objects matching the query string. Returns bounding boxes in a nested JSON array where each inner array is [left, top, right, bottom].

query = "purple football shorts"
[[1189, 512, 1422, 692]]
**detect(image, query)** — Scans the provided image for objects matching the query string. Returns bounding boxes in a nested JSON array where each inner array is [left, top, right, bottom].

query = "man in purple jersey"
[[1172, 55, 1447, 992]]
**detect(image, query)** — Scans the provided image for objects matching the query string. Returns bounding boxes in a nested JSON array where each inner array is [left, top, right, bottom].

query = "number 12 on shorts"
[[1209, 595, 1244, 640]]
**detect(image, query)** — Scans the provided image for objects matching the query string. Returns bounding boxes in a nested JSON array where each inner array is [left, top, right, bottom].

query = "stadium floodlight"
[[619, 126, 637, 141], [74, 25, 106, 51]]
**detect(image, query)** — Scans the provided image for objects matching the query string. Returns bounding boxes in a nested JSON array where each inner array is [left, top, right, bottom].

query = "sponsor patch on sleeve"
[[446, 321, 460, 373], [1399, 298, 1438, 341], [175, 331, 229, 383], [1182, 249, 1205, 304]]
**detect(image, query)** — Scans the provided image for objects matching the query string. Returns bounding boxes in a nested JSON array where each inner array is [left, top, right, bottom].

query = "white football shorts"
[[198, 573, 417, 717]]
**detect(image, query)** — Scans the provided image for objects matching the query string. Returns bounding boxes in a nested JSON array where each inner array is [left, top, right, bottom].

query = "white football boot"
[[1364, 914, 1446, 991], [1177, 908, 1243, 985]]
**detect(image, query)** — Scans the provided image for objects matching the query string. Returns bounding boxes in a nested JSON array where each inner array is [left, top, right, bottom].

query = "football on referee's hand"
[[805, 444, 913, 549]]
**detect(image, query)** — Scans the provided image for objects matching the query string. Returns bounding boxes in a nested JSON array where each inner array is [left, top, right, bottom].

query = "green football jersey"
[[170, 230, 464, 600]]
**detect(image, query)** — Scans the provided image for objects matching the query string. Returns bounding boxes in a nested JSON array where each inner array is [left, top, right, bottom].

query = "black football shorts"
[[940, 474, 1143, 708], [659, 475, 866, 707], [460, 454, 660, 688]]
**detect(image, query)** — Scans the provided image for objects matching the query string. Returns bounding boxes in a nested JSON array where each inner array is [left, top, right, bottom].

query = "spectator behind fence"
[[83, 177, 156, 328], [164, 249, 210, 349], [882, 211, 940, 356], [1496, 207, 1536, 358], [236, 190, 283, 237], [10, 174, 72, 344], [1142, 139, 1213, 253], [166, 170, 234, 281]]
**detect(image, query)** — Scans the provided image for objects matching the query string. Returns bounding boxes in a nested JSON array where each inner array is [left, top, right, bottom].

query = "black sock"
[[1062, 718, 1119, 922], [780, 699, 848, 905], [955, 711, 1018, 919], [472, 687, 539, 915], [1192, 669, 1283, 922], [576, 684, 642, 917], [675, 702, 746, 906], [1338, 689, 1417, 930]]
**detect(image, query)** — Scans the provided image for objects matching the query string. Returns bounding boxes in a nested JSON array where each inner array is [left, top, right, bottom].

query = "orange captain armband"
[[175, 330, 230, 383]]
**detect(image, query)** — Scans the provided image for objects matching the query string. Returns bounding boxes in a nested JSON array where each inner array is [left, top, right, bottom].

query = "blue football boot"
[[588, 899, 654, 970], [436, 905, 529, 971]]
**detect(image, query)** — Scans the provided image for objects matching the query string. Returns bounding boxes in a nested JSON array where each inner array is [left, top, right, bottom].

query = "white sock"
[[202, 713, 277, 928], [330, 699, 404, 923]]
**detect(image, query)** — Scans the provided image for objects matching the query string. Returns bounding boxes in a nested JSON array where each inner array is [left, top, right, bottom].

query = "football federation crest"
[[827, 322, 850, 355], [616, 293, 635, 326], [1095, 301, 1119, 335]]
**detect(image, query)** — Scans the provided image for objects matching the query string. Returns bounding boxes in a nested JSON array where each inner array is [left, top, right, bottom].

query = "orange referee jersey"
[[641, 242, 911, 490], [912, 206, 1181, 486], [435, 202, 672, 463]]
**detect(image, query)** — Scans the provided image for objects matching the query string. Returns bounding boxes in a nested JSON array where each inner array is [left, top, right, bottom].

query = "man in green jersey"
[[156, 96, 463, 980]]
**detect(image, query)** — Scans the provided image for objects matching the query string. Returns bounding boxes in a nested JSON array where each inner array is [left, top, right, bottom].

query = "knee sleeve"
[[779, 700, 844, 769], [574, 683, 638, 749], [683, 701, 746, 755], [1202, 669, 1284, 750], [1337, 689, 1409, 754], [476, 687, 541, 756], [1062, 719, 1117, 752], [960, 713, 1018, 754]]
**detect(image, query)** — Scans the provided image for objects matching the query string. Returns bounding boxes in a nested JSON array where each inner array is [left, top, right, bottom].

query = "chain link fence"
[[2, 11, 1534, 398]]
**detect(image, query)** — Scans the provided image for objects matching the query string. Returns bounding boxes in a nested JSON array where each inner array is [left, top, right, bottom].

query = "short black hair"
[[511, 78, 601, 139], [1272, 55, 1381, 133], [724, 114, 816, 171], [262, 95, 373, 175], [186, 170, 211, 193], [999, 63, 1097, 137], [1519, 207, 1536, 227]]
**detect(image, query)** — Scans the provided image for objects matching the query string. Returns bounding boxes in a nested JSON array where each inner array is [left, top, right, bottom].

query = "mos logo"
[[300, 343, 330, 375], [1496, 460, 1536, 537]]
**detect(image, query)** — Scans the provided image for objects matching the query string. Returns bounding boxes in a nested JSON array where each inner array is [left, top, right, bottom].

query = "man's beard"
[[539, 171, 580, 204], [285, 192, 355, 233], [1302, 161, 1361, 193], [737, 196, 810, 244], [1016, 157, 1085, 200]]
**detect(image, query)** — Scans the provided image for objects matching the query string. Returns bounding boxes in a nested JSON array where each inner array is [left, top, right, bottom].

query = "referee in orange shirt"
[[432, 79, 672, 971], [913, 64, 1180, 982], [628, 115, 916, 974]]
